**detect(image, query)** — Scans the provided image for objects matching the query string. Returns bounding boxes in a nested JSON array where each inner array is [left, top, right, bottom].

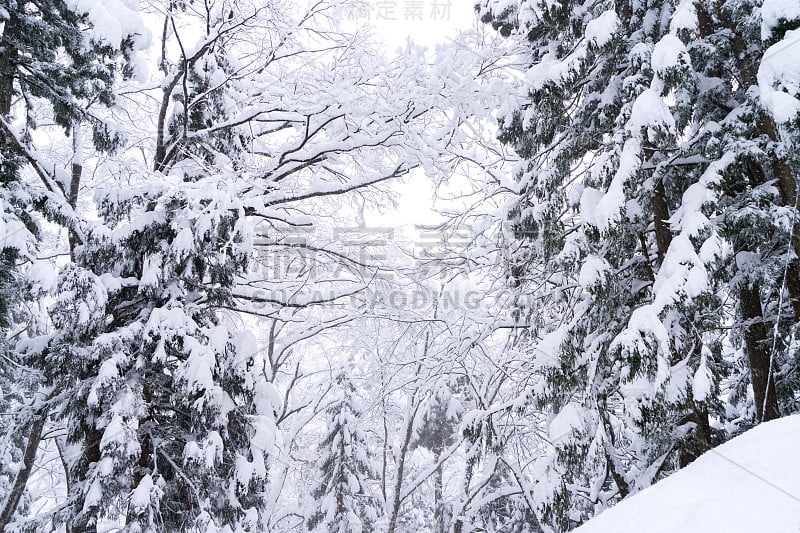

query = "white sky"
[[356, 2, 478, 229], [355, 0, 477, 48]]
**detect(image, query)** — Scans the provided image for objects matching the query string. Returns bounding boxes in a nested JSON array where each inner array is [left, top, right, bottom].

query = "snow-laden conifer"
[[307, 372, 380, 533]]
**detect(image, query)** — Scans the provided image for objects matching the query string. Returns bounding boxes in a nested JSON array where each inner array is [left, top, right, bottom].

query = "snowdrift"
[[574, 415, 800, 533]]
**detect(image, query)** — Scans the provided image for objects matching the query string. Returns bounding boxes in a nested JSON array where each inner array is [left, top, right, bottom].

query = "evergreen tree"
[[37, 170, 275, 532], [19, 3, 278, 529], [478, 0, 718, 507], [307, 372, 380, 533], [413, 389, 459, 533], [688, 0, 800, 423], [475, 0, 800, 527], [0, 0, 140, 528]]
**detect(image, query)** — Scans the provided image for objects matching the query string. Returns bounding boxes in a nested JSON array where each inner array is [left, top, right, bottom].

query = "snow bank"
[[574, 415, 800, 533]]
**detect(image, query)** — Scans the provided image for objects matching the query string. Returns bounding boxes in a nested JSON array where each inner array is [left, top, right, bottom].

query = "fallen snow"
[[549, 402, 586, 445], [585, 10, 619, 48], [758, 28, 800, 123], [651, 34, 688, 75], [574, 415, 800, 533], [761, 0, 800, 40]]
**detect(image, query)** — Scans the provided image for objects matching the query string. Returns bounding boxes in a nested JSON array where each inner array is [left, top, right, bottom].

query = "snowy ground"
[[575, 415, 800, 533]]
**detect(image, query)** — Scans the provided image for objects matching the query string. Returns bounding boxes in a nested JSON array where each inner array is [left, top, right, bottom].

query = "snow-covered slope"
[[574, 415, 800, 533]]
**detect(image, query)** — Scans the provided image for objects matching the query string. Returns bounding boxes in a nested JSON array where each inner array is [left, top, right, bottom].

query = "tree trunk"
[[386, 404, 419, 533], [433, 449, 445, 533], [740, 282, 780, 421], [652, 176, 672, 265], [651, 168, 712, 462], [0, 11, 17, 115], [69, 424, 103, 533], [56, 436, 74, 533], [69, 125, 82, 260], [0, 407, 48, 531], [737, 149, 784, 423], [679, 402, 712, 467]]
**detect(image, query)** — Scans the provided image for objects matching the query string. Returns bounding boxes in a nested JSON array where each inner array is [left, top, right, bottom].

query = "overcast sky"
[[352, 0, 476, 48], [357, 2, 480, 239]]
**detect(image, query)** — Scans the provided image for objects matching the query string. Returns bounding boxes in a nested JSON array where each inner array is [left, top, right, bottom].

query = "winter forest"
[[2, 0, 800, 531]]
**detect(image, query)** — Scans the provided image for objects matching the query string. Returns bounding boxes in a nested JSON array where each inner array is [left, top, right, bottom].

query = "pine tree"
[[478, 0, 722, 526], [413, 389, 459, 533], [308, 372, 380, 533], [479, 0, 800, 527], [24, 3, 278, 528], [687, 0, 800, 423], [0, 0, 139, 528], [37, 170, 275, 532]]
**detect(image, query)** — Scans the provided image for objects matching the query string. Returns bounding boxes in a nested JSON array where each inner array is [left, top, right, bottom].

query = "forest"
[[1, 0, 800, 531]]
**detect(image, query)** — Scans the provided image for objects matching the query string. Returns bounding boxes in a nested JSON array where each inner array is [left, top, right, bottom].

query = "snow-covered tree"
[[691, 0, 800, 422], [477, 0, 800, 528], [0, 0, 144, 528], [14, 3, 282, 530], [413, 387, 460, 532], [477, 0, 719, 522], [37, 173, 275, 532], [307, 371, 379, 533], [1, 0, 506, 529]]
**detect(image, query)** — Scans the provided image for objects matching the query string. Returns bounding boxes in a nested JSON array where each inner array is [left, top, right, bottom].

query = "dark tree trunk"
[[68, 126, 82, 259], [652, 176, 672, 265], [0, 407, 48, 531], [0, 11, 17, 115], [433, 449, 445, 533], [651, 169, 712, 462], [679, 402, 712, 467], [69, 424, 103, 533], [740, 282, 780, 421]]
